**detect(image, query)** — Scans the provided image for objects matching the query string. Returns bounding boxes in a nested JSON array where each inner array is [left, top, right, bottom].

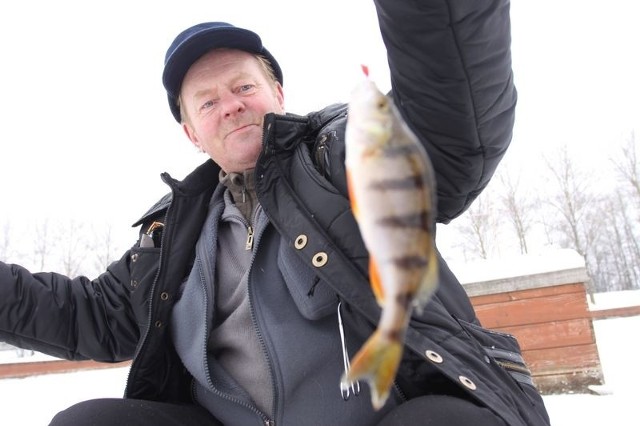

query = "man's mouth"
[[228, 124, 256, 135]]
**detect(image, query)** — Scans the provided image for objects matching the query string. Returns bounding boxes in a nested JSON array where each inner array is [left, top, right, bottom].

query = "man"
[[0, 1, 551, 425]]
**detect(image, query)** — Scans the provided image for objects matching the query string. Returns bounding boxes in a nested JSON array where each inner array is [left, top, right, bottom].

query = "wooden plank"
[[0, 359, 130, 379], [495, 318, 595, 351], [522, 343, 601, 376], [474, 291, 589, 328], [471, 283, 585, 306], [590, 305, 640, 319]]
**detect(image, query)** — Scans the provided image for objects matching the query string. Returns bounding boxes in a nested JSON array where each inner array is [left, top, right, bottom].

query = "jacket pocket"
[[456, 318, 535, 388], [128, 246, 160, 328], [277, 238, 337, 320]]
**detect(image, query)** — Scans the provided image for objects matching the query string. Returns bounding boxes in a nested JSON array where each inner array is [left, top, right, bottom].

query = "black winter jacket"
[[0, 0, 550, 425]]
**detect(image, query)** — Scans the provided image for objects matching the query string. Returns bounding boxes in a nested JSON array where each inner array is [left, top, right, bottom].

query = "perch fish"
[[342, 65, 439, 410]]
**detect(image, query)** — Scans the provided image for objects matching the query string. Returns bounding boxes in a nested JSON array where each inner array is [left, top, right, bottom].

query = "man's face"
[[180, 49, 285, 173]]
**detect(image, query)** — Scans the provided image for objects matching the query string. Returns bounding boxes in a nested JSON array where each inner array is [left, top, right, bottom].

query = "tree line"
[[442, 131, 640, 295], [0, 219, 126, 279]]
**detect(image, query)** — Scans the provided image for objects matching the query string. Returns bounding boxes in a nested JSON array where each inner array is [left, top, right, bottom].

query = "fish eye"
[[377, 97, 388, 110]]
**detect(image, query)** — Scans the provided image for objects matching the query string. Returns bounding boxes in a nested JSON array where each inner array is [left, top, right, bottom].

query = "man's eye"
[[238, 84, 255, 93], [200, 100, 216, 111]]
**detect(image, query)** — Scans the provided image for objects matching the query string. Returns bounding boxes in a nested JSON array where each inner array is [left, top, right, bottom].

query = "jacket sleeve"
[[0, 254, 139, 362], [373, 0, 517, 223]]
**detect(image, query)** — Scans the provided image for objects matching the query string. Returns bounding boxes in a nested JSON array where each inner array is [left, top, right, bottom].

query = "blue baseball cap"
[[162, 22, 283, 122]]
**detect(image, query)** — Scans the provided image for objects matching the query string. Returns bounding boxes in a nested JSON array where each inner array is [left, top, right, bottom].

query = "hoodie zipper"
[[245, 209, 279, 425], [199, 204, 275, 425], [246, 225, 254, 250]]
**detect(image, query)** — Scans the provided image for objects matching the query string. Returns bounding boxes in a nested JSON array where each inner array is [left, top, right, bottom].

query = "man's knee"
[[49, 398, 219, 426], [50, 398, 124, 426], [377, 395, 507, 426]]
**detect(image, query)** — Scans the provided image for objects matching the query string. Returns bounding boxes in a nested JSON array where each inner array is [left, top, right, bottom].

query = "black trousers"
[[49, 399, 221, 426], [49, 395, 507, 425]]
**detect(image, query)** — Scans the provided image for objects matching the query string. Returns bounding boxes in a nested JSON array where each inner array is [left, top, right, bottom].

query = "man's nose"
[[221, 95, 245, 117]]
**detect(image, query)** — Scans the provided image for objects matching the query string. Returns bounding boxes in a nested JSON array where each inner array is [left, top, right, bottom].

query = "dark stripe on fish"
[[383, 329, 403, 342], [382, 144, 418, 158], [369, 175, 425, 191], [377, 211, 429, 229], [393, 255, 429, 270], [395, 291, 415, 311]]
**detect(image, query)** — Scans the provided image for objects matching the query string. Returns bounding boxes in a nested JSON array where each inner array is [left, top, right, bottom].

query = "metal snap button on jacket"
[[294, 234, 308, 249], [425, 350, 443, 364], [312, 252, 328, 267], [459, 375, 477, 390]]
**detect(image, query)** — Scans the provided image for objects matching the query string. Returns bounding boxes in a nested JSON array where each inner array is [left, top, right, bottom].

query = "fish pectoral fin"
[[369, 257, 385, 306], [413, 248, 439, 313], [341, 330, 403, 411]]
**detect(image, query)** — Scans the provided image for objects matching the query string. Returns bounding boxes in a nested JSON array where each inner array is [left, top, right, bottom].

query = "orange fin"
[[346, 169, 360, 219], [341, 330, 402, 410], [369, 257, 385, 306]]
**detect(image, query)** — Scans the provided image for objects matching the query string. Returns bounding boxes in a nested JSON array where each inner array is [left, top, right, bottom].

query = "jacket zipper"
[[494, 359, 532, 375], [125, 176, 175, 396]]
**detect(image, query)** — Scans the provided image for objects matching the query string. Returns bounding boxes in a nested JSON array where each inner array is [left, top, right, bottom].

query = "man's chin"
[[222, 150, 261, 173]]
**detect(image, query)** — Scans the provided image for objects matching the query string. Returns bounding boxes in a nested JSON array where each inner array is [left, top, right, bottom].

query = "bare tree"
[[543, 145, 599, 300], [33, 219, 53, 270], [597, 132, 640, 291], [0, 221, 11, 262], [56, 219, 88, 277], [453, 189, 501, 260], [611, 131, 640, 209], [497, 168, 536, 255], [606, 190, 640, 290], [91, 223, 119, 274]]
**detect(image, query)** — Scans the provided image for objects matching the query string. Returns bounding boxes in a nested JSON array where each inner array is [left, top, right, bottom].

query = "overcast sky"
[[1, 0, 639, 256]]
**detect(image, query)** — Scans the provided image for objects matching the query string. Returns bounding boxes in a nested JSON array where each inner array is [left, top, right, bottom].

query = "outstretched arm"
[[0, 254, 139, 362], [373, 0, 517, 223]]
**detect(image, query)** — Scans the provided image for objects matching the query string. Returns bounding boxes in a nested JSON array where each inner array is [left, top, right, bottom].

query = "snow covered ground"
[[543, 315, 640, 426], [0, 309, 638, 424]]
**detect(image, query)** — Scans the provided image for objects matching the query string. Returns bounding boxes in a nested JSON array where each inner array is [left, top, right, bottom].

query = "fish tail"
[[341, 329, 403, 410]]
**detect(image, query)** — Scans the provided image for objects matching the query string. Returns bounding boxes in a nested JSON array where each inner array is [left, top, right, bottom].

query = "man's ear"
[[275, 82, 285, 112], [183, 123, 203, 152]]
